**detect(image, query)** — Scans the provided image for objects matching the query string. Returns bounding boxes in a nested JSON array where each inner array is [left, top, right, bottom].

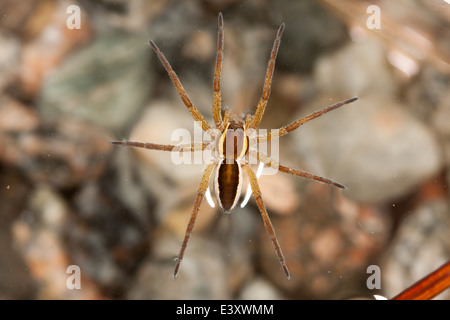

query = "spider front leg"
[[249, 23, 284, 129], [213, 13, 224, 130], [173, 162, 217, 278], [257, 97, 359, 143], [243, 163, 290, 280], [149, 40, 212, 132], [110, 141, 210, 152]]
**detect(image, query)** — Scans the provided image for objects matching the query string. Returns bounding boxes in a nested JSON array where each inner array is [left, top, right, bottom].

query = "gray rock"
[[314, 39, 398, 99], [407, 65, 450, 122], [13, 185, 104, 299], [126, 203, 258, 299], [0, 95, 39, 132], [38, 33, 152, 134], [238, 277, 285, 300], [292, 96, 443, 204], [0, 167, 35, 299], [381, 199, 450, 299], [127, 231, 230, 299], [277, 0, 348, 73], [0, 30, 20, 92]]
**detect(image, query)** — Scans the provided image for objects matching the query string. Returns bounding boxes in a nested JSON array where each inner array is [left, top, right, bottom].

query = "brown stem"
[[391, 261, 450, 300]]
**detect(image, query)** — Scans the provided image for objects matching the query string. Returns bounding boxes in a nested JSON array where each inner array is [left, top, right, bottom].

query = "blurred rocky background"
[[0, 0, 449, 300]]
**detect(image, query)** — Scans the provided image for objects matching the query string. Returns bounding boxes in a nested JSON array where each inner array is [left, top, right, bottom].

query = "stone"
[[277, 0, 348, 73], [0, 0, 39, 36], [257, 183, 391, 299], [81, 0, 171, 33], [0, 167, 35, 299], [432, 89, 450, 137], [38, 32, 152, 134], [314, 39, 398, 99], [292, 95, 443, 204], [19, 0, 92, 98], [182, 28, 216, 62], [62, 179, 153, 295], [0, 95, 39, 132], [12, 186, 103, 299], [381, 199, 450, 299], [127, 230, 230, 299], [143, 205, 257, 298], [0, 115, 112, 188], [239, 277, 286, 300], [161, 195, 218, 240], [0, 30, 21, 92], [407, 65, 450, 122], [219, 206, 259, 293], [257, 171, 300, 215]]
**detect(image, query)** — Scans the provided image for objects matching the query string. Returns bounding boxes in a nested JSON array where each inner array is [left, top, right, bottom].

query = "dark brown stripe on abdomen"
[[217, 162, 240, 212]]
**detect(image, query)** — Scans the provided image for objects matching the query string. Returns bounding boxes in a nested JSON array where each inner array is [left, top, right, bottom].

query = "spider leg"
[[252, 150, 346, 189], [249, 23, 285, 129], [173, 163, 217, 278], [110, 141, 210, 152], [213, 13, 224, 130], [243, 163, 290, 280], [257, 97, 358, 143], [278, 165, 346, 189], [241, 161, 264, 208], [149, 40, 212, 132]]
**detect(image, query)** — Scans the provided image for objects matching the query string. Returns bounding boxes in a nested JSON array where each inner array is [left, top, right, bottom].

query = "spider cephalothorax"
[[111, 13, 357, 279]]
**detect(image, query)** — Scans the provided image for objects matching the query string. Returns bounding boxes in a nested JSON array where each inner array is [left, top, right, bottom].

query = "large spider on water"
[[111, 13, 358, 280]]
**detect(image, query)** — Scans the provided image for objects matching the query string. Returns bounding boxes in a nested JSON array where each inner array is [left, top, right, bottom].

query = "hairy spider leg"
[[213, 13, 224, 130], [243, 163, 290, 280], [249, 23, 285, 129], [149, 40, 212, 132], [173, 163, 217, 278], [257, 97, 359, 143]]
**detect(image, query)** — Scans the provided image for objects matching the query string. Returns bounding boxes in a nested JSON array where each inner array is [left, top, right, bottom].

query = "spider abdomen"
[[215, 161, 243, 212]]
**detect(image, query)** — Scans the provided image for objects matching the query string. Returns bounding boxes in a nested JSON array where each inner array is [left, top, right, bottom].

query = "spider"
[[111, 13, 358, 280]]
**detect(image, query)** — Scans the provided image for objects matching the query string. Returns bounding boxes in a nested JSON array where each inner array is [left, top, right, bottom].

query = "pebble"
[[127, 230, 230, 299], [257, 172, 300, 215], [292, 95, 443, 204], [138, 205, 258, 299], [381, 199, 450, 299], [0, 0, 39, 36], [0, 30, 21, 92], [182, 28, 216, 62], [257, 183, 391, 298], [63, 179, 153, 295], [1, 116, 112, 188], [38, 32, 152, 134], [19, 0, 92, 98], [12, 186, 103, 299], [0, 95, 39, 132], [277, 0, 348, 73], [238, 277, 286, 300], [0, 167, 35, 299], [407, 65, 450, 122], [314, 39, 398, 98]]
